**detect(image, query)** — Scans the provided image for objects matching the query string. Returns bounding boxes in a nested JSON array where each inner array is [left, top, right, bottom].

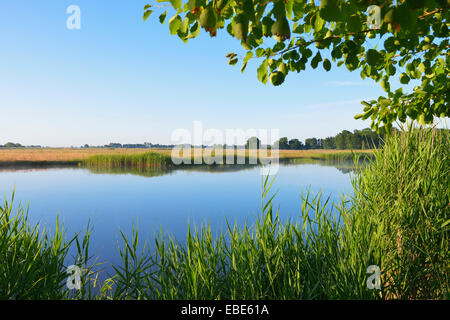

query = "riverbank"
[[0, 148, 373, 168]]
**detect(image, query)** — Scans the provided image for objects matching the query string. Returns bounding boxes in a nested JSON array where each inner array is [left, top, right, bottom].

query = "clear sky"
[[0, 0, 425, 147]]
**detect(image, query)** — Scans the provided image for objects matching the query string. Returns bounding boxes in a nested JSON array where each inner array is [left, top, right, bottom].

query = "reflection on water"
[[280, 158, 369, 174], [0, 156, 368, 178], [85, 163, 259, 178], [84, 158, 364, 177], [0, 159, 359, 272]]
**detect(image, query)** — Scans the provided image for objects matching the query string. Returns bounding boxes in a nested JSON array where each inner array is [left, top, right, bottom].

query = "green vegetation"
[[143, 1, 449, 129], [1, 127, 448, 299], [82, 149, 371, 174], [0, 142, 24, 148], [83, 152, 173, 170], [329, 128, 385, 149], [82, 151, 258, 170], [352, 126, 449, 298], [0, 194, 94, 299], [276, 128, 390, 150], [306, 151, 372, 162], [86, 163, 258, 178], [282, 158, 360, 174]]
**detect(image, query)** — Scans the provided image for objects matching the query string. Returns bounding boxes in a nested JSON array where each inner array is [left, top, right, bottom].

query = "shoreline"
[[0, 148, 373, 167], [0, 149, 374, 171]]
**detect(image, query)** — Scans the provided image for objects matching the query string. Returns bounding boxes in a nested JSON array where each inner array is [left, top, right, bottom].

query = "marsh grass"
[[0, 193, 100, 299], [1, 127, 448, 299], [99, 176, 384, 300], [0, 193, 70, 299], [0, 148, 372, 169], [83, 152, 173, 170], [83, 151, 266, 171], [351, 126, 449, 299], [86, 163, 259, 178], [82, 150, 369, 174], [314, 151, 374, 162]]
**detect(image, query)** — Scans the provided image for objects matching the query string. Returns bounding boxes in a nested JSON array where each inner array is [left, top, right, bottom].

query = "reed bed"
[[1, 127, 447, 299], [0, 193, 94, 299], [83, 152, 173, 170], [82, 150, 369, 173], [0, 148, 372, 166], [313, 151, 373, 162], [83, 151, 266, 171], [0, 148, 169, 163]]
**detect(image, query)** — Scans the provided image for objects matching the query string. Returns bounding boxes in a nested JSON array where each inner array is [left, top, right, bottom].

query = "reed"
[[83, 151, 267, 171], [83, 152, 173, 170], [350, 126, 449, 299], [0, 193, 95, 299], [313, 151, 373, 162], [0, 148, 372, 167]]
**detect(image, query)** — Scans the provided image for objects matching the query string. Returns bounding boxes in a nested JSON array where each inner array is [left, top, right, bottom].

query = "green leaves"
[[278, 62, 288, 76], [188, 22, 201, 39], [169, 0, 182, 10], [310, 51, 322, 69], [143, 9, 153, 22], [269, 71, 285, 86], [323, 58, 331, 71], [240, 51, 253, 73], [319, 0, 342, 22], [233, 13, 249, 41], [395, 5, 416, 30], [144, 0, 450, 128], [226, 52, 237, 66], [380, 76, 390, 92], [347, 15, 362, 33], [365, 49, 383, 67], [199, 7, 217, 29], [169, 15, 182, 35], [257, 59, 269, 84], [159, 11, 167, 24]]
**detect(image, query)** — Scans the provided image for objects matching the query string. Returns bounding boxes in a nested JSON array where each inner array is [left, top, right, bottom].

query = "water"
[[0, 161, 354, 272]]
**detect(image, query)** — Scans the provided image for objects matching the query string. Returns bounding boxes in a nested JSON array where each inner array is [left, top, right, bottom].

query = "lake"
[[0, 160, 355, 274]]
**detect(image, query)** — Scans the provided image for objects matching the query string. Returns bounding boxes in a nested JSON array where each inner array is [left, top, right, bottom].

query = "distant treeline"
[[96, 128, 389, 150], [5, 128, 447, 150], [0, 142, 41, 148], [84, 142, 176, 149], [275, 128, 394, 150]]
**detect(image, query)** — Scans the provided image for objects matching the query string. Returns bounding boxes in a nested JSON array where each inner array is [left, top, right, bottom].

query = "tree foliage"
[[246, 136, 262, 148], [274, 127, 389, 149], [143, 0, 449, 130]]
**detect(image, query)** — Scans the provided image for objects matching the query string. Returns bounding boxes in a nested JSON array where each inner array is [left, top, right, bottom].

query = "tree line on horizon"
[[4, 127, 449, 150], [0, 142, 42, 148], [244, 127, 393, 150], [275, 127, 391, 150]]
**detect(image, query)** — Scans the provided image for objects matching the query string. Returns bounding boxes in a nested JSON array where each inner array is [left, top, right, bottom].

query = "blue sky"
[[0, 1, 398, 146]]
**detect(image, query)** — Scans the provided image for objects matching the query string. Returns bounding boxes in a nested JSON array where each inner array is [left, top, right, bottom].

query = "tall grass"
[[315, 151, 373, 162], [83, 151, 265, 172], [82, 150, 367, 174], [1, 127, 448, 299], [100, 176, 384, 299], [0, 195, 98, 299], [0, 194, 70, 299], [83, 152, 173, 170], [351, 126, 449, 299]]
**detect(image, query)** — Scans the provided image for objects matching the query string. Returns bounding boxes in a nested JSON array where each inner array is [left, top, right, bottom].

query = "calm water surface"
[[0, 161, 354, 270]]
